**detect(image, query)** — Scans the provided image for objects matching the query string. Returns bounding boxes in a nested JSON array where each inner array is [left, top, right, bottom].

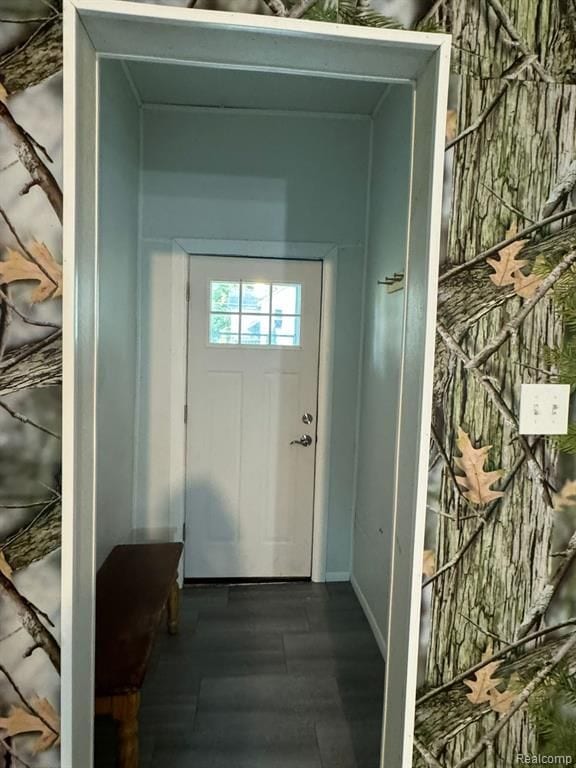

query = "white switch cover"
[[519, 383, 570, 435]]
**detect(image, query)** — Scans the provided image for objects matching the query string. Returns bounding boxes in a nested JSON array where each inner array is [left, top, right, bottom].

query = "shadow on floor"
[[94, 581, 385, 768]]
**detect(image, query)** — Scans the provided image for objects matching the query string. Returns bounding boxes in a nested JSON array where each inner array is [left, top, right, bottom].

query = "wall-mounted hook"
[[378, 271, 405, 294]]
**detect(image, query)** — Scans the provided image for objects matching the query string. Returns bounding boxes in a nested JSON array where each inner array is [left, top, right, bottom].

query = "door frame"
[[63, 3, 450, 766], [169, 239, 338, 582]]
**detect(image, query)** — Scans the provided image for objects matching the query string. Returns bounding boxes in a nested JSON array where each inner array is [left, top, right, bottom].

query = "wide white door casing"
[[185, 256, 322, 578]]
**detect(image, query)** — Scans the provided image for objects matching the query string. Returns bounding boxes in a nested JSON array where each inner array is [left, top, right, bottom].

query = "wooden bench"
[[95, 542, 183, 768]]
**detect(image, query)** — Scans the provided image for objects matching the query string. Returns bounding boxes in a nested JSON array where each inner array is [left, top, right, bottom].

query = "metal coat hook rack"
[[378, 272, 405, 293]]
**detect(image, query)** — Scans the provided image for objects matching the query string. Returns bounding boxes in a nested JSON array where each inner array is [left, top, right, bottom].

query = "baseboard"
[[351, 573, 387, 656], [325, 571, 350, 582]]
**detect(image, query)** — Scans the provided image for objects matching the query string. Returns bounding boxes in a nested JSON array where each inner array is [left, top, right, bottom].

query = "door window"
[[209, 280, 302, 347]]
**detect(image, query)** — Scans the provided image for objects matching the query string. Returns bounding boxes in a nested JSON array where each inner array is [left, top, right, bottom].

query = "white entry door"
[[185, 256, 322, 578]]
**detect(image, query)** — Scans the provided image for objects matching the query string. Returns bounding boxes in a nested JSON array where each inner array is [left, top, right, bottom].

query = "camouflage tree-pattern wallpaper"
[[1, 0, 575, 766], [0, 1, 62, 766], [415, 2, 576, 765]]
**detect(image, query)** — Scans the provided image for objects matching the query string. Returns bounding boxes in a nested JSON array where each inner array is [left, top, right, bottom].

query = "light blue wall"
[[138, 106, 370, 575], [326, 244, 365, 573], [142, 106, 369, 245], [352, 85, 413, 639], [95, 61, 140, 567]]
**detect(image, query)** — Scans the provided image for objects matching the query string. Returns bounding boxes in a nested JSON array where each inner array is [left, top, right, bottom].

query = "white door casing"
[[185, 256, 322, 578], [64, 5, 450, 767]]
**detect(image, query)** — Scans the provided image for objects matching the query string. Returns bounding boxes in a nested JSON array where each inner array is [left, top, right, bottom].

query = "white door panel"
[[185, 256, 322, 578], [262, 372, 300, 544]]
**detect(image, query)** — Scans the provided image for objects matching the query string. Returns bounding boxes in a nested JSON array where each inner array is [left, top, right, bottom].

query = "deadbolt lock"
[[302, 413, 313, 424]]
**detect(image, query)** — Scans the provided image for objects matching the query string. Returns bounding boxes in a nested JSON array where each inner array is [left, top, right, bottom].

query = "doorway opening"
[[63, 4, 449, 768]]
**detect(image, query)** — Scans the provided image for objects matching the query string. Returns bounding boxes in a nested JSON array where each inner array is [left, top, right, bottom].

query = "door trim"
[[169, 239, 338, 582], [63, 6, 450, 765]]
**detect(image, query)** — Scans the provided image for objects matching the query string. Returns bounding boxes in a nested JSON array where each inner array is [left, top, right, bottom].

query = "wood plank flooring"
[[94, 581, 385, 768]]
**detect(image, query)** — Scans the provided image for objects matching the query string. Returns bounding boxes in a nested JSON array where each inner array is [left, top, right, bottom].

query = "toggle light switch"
[[519, 383, 571, 435]]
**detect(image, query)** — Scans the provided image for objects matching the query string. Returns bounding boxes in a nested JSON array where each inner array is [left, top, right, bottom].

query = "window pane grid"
[[209, 280, 302, 347]]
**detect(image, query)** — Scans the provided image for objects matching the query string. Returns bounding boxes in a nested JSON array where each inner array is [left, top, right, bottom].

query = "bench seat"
[[95, 542, 183, 768]]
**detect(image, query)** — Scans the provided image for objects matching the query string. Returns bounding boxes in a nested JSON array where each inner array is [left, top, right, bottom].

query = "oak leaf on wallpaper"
[[422, 549, 435, 577], [553, 479, 576, 510], [486, 227, 528, 287], [445, 109, 457, 141], [463, 648, 503, 705], [512, 269, 543, 299], [0, 698, 60, 753], [0, 551, 12, 582], [0, 242, 62, 302], [486, 225, 542, 298], [464, 646, 521, 716], [454, 427, 505, 505], [488, 674, 521, 715]]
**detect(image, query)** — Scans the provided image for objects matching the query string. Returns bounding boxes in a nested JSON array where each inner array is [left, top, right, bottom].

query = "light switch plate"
[[519, 383, 570, 435]]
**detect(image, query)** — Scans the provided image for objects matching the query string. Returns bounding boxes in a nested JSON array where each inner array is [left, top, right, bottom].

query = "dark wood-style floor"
[[95, 581, 385, 768]]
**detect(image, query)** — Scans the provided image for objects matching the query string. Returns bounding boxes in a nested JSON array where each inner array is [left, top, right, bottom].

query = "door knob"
[[290, 434, 313, 447]]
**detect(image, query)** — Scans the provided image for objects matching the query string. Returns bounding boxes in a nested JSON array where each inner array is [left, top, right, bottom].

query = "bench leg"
[[167, 578, 180, 635], [110, 692, 140, 768]]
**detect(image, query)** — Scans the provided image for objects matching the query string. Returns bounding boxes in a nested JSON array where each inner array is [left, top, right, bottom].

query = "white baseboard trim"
[[351, 573, 387, 656], [325, 571, 350, 582]]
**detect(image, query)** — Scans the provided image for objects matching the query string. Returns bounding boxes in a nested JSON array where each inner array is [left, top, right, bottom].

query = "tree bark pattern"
[[434, 223, 576, 413], [0, 6, 63, 758], [2, 501, 61, 573], [433, 0, 575, 82], [0, 17, 62, 96], [0, 336, 61, 397], [0, 102, 63, 223], [417, 634, 576, 759], [0, 571, 60, 673], [418, 3, 576, 763]]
